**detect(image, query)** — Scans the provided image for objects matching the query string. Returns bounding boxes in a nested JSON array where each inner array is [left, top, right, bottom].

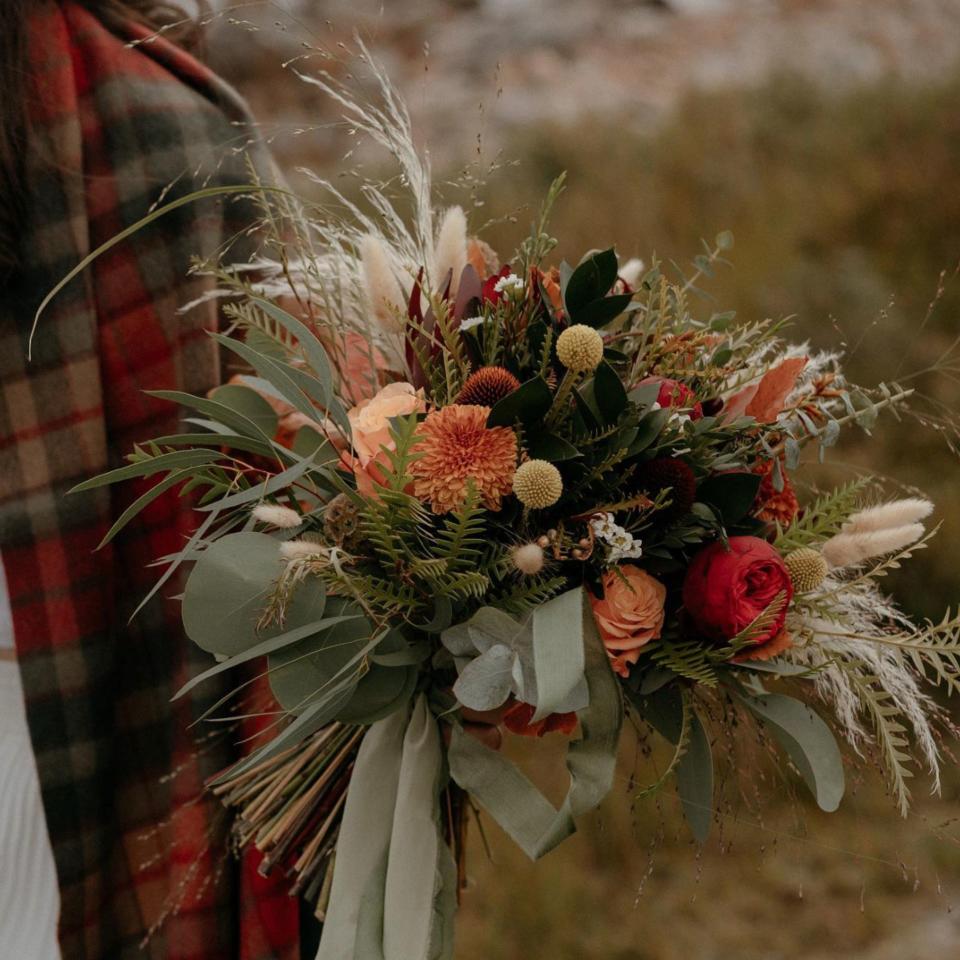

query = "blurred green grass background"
[[446, 72, 960, 960]]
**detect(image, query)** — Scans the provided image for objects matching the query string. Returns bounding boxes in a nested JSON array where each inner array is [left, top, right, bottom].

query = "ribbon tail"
[[315, 707, 407, 960], [316, 694, 458, 960]]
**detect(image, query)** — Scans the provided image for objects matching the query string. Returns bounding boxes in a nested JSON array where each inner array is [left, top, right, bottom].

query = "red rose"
[[682, 536, 793, 650], [481, 264, 513, 305], [639, 377, 703, 420], [503, 701, 578, 738]]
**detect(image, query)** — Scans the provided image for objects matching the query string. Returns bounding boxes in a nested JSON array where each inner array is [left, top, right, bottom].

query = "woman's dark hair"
[[0, 0, 203, 276]]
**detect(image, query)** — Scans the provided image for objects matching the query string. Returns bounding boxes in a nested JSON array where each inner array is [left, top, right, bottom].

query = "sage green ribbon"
[[448, 588, 623, 859], [316, 694, 456, 960]]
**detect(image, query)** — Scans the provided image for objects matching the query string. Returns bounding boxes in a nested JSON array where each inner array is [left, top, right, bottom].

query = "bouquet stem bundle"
[[210, 723, 363, 912]]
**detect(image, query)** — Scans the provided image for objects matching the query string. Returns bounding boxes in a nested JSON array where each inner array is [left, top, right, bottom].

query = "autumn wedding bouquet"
[[59, 51, 959, 960]]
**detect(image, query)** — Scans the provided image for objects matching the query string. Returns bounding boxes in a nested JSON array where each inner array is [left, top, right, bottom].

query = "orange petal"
[[745, 357, 808, 424]]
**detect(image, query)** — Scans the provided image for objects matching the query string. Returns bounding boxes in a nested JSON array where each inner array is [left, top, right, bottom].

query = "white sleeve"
[[0, 660, 62, 959]]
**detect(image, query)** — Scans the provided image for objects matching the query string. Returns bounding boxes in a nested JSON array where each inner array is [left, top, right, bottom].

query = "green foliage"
[[648, 637, 718, 687], [488, 574, 568, 617]]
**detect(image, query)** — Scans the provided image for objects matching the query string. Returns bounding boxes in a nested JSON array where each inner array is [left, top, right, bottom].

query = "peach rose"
[[347, 381, 425, 494], [590, 565, 667, 677]]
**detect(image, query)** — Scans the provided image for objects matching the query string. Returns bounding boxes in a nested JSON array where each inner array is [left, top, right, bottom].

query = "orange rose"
[[346, 382, 425, 494], [590, 565, 667, 677]]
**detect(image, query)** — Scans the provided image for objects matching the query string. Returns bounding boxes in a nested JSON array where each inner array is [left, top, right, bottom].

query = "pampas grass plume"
[[432, 206, 467, 296], [253, 503, 302, 529], [360, 235, 405, 332], [822, 523, 925, 569], [842, 498, 933, 534], [279, 540, 326, 561]]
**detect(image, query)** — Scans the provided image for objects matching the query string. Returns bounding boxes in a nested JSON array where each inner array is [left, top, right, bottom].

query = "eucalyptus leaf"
[[196, 452, 318, 512], [181, 531, 321, 656], [412, 595, 454, 634], [69, 448, 219, 493], [170, 424, 282, 461], [335, 663, 418, 725], [268, 598, 373, 714], [96, 468, 190, 549], [676, 707, 713, 842], [211, 332, 322, 423], [738, 692, 845, 812], [250, 296, 337, 403], [173, 613, 359, 700], [146, 390, 276, 446], [442, 606, 527, 657], [209, 383, 279, 437], [453, 643, 517, 711]]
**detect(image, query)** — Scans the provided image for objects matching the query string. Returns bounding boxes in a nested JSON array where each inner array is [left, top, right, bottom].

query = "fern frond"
[[846, 670, 914, 816], [710, 591, 789, 661], [489, 574, 567, 617], [343, 573, 422, 618], [433, 487, 487, 571], [650, 639, 718, 687], [435, 571, 491, 601]]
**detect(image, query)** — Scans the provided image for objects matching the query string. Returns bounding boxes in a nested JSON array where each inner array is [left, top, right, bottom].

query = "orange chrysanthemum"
[[411, 405, 518, 514]]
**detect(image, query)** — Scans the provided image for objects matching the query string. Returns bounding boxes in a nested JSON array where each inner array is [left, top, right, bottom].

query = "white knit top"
[[0, 557, 62, 959]]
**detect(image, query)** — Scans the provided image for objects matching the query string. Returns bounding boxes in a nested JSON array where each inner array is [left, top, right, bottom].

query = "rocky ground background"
[[203, 3, 960, 958], [207, 0, 960, 166]]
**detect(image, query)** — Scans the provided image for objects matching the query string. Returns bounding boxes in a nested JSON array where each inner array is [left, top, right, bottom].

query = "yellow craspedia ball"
[[784, 547, 829, 593], [556, 324, 604, 373], [512, 460, 563, 509]]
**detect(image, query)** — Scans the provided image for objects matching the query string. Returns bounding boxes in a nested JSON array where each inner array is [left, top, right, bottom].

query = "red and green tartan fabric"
[[0, 4, 299, 957]]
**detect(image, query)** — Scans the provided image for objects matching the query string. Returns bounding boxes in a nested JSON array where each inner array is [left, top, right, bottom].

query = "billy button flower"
[[547, 324, 605, 427], [512, 459, 563, 510], [556, 325, 604, 373]]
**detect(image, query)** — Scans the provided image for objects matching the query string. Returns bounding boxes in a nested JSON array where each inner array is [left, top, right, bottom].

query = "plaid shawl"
[[0, 5, 299, 957]]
